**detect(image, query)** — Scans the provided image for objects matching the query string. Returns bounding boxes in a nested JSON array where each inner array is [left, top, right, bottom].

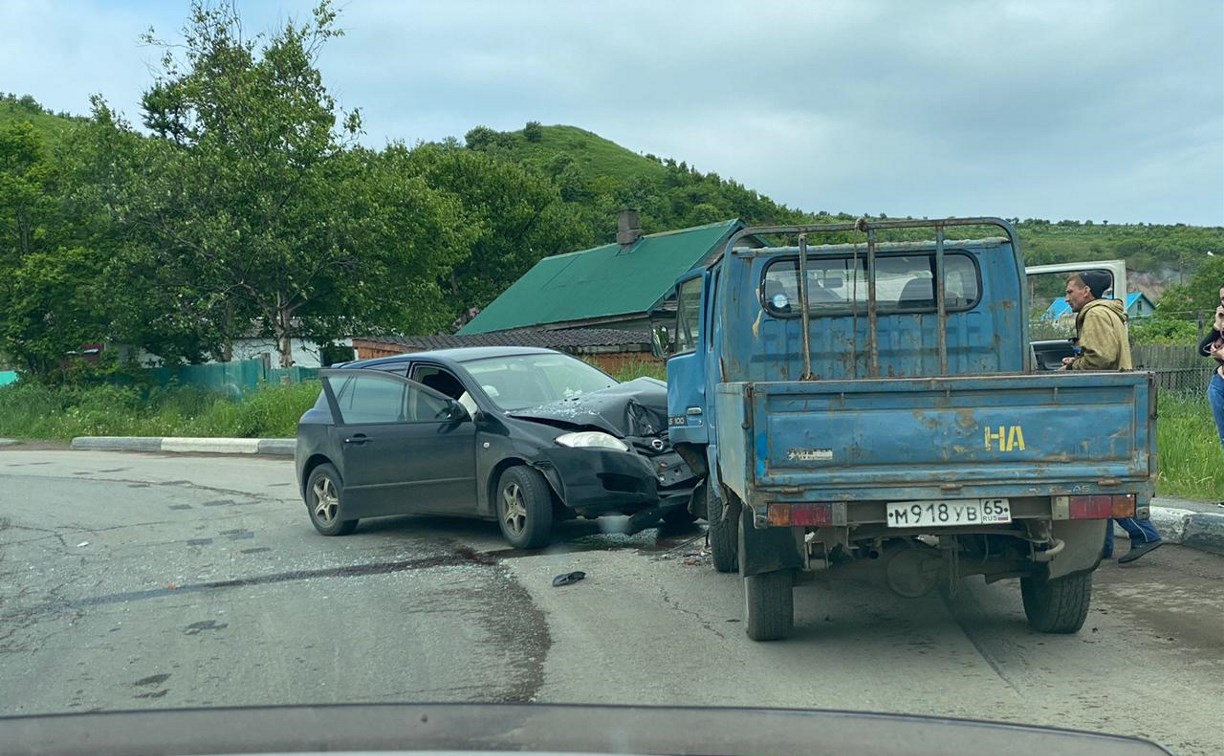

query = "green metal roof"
[[458, 219, 742, 335]]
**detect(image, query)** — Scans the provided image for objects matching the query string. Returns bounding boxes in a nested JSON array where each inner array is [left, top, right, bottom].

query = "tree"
[[94, 1, 467, 366], [403, 143, 586, 320], [1154, 255, 1224, 322], [0, 121, 116, 377], [523, 120, 543, 142]]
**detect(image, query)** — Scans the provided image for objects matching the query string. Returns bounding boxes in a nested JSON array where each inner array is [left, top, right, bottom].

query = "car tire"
[[708, 489, 739, 574], [496, 466, 553, 549], [306, 463, 358, 536], [662, 506, 698, 526], [745, 569, 794, 641], [1021, 568, 1092, 634]]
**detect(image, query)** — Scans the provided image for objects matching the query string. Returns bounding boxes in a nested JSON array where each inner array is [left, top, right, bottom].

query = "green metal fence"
[[142, 360, 318, 398]]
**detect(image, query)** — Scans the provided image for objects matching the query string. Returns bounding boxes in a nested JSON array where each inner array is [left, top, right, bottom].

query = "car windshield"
[[460, 353, 618, 411]]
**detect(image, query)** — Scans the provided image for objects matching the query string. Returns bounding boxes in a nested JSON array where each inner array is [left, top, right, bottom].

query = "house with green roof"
[[458, 213, 752, 336]]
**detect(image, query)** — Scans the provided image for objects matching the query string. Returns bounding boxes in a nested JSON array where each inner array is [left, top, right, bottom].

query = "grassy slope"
[[505, 124, 668, 182], [0, 99, 84, 144]]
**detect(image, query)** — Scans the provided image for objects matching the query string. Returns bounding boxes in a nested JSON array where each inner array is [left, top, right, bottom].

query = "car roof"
[[337, 346, 560, 371]]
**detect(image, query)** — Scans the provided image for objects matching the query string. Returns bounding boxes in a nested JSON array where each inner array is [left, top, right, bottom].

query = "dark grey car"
[[294, 346, 697, 548]]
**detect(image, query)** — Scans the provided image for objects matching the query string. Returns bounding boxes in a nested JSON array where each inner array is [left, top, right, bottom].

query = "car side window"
[[410, 365, 474, 417], [410, 385, 452, 421], [329, 372, 456, 424], [330, 373, 409, 424]]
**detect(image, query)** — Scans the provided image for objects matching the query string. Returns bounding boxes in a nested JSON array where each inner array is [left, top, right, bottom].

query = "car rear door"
[[320, 369, 478, 518]]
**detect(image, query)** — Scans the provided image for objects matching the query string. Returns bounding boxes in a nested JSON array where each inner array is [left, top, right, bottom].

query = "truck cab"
[[661, 218, 1156, 641]]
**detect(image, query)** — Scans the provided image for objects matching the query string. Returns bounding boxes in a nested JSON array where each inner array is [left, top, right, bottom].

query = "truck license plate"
[[886, 499, 1011, 528]]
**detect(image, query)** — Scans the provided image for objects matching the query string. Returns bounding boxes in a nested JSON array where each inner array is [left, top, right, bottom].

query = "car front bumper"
[[536, 447, 697, 518]]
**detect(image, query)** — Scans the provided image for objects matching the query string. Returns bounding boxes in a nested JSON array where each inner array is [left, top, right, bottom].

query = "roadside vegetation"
[[0, 382, 318, 441], [1155, 395, 1224, 500]]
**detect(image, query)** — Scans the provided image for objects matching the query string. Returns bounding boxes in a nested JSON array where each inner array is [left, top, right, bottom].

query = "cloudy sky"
[[3, 0, 1222, 226]]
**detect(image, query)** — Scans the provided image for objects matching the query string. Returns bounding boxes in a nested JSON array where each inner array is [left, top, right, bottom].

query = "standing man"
[[1062, 270, 1161, 563]]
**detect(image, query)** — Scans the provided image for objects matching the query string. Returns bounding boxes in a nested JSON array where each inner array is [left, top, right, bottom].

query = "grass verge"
[[0, 382, 319, 441], [1155, 394, 1224, 501]]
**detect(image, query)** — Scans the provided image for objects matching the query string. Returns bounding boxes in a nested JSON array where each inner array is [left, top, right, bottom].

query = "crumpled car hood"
[[507, 377, 668, 438]]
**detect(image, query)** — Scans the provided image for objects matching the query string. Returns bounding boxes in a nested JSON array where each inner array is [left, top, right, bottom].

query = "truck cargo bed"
[[715, 372, 1155, 503]]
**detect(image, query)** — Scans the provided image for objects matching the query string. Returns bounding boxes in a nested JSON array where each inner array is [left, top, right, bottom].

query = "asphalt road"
[[1, 449, 1220, 755]]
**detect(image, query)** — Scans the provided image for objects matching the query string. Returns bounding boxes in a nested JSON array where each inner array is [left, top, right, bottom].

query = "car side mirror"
[[444, 401, 471, 423]]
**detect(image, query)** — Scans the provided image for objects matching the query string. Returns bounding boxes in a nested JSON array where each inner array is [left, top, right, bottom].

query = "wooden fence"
[[1132, 344, 1213, 397]]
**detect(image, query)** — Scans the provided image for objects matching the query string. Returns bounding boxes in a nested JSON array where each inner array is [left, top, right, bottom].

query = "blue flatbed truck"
[[659, 217, 1156, 641]]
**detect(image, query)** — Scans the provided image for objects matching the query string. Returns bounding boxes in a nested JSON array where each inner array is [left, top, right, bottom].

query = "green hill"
[[461, 122, 811, 244], [465, 122, 1222, 283], [484, 123, 668, 183], [0, 94, 85, 144]]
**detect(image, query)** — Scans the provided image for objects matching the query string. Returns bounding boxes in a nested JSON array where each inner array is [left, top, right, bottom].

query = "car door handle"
[[344, 435, 373, 445]]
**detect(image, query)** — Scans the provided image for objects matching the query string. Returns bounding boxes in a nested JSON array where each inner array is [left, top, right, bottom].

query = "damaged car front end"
[[511, 378, 699, 530]]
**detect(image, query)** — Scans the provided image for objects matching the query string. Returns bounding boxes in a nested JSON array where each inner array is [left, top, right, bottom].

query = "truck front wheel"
[[708, 489, 739, 574], [744, 570, 794, 641], [1021, 569, 1092, 633]]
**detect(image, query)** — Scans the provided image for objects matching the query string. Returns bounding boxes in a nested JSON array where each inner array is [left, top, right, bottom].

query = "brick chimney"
[[617, 208, 642, 248]]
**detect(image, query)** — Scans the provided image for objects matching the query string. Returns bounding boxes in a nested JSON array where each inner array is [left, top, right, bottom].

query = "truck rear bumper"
[[748, 494, 1144, 530], [735, 496, 1122, 580]]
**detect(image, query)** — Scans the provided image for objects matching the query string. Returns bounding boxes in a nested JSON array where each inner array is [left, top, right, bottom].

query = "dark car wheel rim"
[[312, 476, 339, 525], [502, 482, 528, 536]]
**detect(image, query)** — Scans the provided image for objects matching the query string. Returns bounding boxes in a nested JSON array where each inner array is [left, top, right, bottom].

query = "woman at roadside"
[[1197, 285, 1224, 451]]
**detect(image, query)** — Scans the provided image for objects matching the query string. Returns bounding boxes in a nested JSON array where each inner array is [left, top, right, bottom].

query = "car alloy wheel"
[[305, 463, 358, 536], [501, 481, 529, 538], [313, 476, 340, 526], [495, 466, 553, 549]]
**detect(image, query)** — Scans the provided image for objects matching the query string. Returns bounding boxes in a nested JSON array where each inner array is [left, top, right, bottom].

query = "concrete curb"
[[1181, 513, 1224, 555], [256, 439, 297, 456], [1117, 502, 1224, 557], [70, 436, 164, 453], [70, 436, 295, 457]]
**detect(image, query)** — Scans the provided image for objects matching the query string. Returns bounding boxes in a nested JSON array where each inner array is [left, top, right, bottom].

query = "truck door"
[[1024, 260, 1127, 371], [666, 270, 710, 445]]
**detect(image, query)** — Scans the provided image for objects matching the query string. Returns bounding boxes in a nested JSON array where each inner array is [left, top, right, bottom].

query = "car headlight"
[[554, 431, 629, 452]]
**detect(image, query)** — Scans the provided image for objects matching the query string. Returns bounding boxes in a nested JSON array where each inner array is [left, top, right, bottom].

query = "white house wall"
[[132, 338, 353, 368]]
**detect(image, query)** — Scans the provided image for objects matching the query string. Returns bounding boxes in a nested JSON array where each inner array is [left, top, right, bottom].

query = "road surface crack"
[[659, 587, 726, 639]]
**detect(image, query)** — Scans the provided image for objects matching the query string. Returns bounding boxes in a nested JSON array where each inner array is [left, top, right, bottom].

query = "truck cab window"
[[762, 252, 980, 316], [675, 276, 703, 353]]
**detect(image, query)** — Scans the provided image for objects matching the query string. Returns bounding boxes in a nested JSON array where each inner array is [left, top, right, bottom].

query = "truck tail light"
[[1067, 494, 1136, 519], [768, 503, 832, 527]]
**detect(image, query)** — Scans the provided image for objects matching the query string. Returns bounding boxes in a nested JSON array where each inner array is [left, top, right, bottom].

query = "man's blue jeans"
[[1105, 517, 1162, 557], [1209, 371, 1224, 450]]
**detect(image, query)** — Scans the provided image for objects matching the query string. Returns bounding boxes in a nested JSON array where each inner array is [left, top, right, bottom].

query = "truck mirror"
[[651, 326, 672, 359]]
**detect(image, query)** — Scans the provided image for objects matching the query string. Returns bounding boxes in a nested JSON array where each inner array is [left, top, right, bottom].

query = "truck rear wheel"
[[1021, 569, 1092, 633], [744, 570, 794, 641], [708, 491, 739, 574]]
